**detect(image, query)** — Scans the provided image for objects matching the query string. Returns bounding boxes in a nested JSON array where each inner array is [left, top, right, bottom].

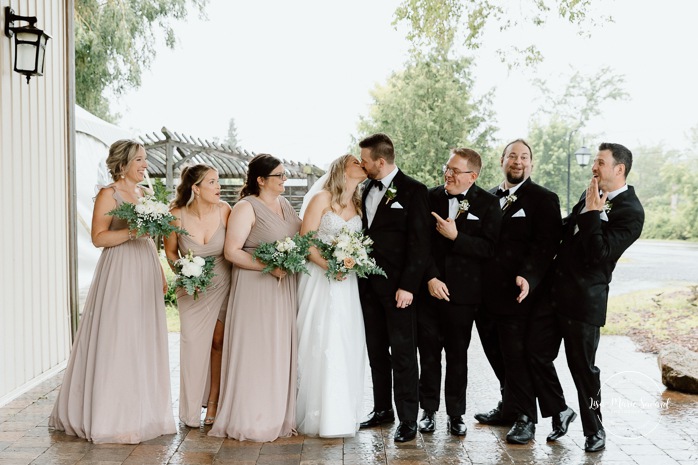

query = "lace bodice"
[[316, 211, 362, 244]]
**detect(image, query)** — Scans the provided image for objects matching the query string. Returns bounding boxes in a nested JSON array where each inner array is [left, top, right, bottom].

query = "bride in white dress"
[[296, 154, 368, 437]]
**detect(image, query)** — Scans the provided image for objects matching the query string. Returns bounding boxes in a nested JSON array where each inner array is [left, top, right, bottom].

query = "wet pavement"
[[1, 332, 696, 464]]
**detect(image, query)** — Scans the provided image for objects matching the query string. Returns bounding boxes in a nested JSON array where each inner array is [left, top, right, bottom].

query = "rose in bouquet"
[[173, 250, 216, 300], [314, 227, 386, 281], [252, 232, 313, 275], [107, 195, 188, 238]]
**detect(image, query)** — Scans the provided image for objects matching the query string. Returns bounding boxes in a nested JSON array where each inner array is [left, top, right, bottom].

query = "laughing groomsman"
[[474, 139, 562, 444], [528, 142, 644, 452], [417, 148, 501, 437]]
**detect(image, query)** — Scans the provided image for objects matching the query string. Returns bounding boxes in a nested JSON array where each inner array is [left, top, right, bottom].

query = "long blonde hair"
[[323, 154, 362, 218]]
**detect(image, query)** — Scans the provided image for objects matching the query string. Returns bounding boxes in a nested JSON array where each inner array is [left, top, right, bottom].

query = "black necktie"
[[370, 179, 384, 191], [495, 188, 509, 198], [446, 192, 465, 201]]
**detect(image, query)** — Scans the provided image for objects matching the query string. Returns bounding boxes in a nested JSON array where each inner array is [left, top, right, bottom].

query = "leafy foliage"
[[252, 233, 314, 275], [393, 0, 610, 66], [75, 0, 207, 121], [313, 227, 386, 280], [107, 195, 187, 238], [356, 54, 497, 187], [172, 250, 216, 300]]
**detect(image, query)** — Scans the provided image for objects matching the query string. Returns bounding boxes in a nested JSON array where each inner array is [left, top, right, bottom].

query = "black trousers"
[[475, 311, 506, 392], [493, 314, 537, 422], [417, 298, 476, 416], [526, 305, 568, 419], [558, 315, 603, 436], [360, 285, 419, 422]]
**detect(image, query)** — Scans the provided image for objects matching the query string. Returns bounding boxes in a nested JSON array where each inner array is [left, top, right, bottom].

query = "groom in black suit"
[[358, 133, 430, 442], [475, 139, 562, 444], [417, 148, 501, 436], [528, 142, 644, 452]]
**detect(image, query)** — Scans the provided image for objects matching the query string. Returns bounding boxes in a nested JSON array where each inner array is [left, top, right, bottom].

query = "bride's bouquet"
[[108, 194, 187, 238], [172, 250, 216, 300], [315, 227, 386, 281], [253, 232, 314, 275]]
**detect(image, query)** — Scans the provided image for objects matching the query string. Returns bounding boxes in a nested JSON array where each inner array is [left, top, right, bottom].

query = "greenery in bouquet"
[[172, 250, 216, 300], [252, 232, 313, 275], [314, 227, 386, 280], [107, 194, 187, 238]]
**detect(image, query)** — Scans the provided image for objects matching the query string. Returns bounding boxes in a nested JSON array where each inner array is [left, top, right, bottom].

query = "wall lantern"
[[4, 7, 51, 83]]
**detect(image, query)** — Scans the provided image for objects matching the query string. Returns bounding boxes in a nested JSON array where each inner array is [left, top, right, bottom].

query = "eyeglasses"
[[265, 173, 288, 180], [442, 165, 474, 176]]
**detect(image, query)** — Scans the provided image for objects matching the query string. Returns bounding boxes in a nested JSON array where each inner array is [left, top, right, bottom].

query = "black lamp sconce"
[[4, 7, 52, 84]]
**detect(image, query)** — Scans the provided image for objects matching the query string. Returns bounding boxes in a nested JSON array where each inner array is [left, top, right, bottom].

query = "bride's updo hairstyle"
[[239, 154, 282, 199], [323, 154, 362, 218], [171, 164, 217, 208], [106, 139, 144, 182]]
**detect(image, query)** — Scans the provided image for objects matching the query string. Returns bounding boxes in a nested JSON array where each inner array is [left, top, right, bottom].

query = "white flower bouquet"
[[173, 250, 216, 300], [252, 232, 313, 275], [107, 195, 187, 238], [314, 227, 386, 280]]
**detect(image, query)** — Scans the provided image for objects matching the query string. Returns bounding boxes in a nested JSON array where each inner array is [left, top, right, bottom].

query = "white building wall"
[[0, 0, 72, 404]]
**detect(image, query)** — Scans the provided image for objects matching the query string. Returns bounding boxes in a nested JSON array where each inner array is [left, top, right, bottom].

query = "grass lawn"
[[604, 284, 698, 353]]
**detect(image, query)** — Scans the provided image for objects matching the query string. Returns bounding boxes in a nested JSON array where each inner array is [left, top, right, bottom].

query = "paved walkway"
[[1, 331, 696, 465]]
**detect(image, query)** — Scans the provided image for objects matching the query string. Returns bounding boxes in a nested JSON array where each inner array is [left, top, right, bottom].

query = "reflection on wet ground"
[[1, 332, 695, 464]]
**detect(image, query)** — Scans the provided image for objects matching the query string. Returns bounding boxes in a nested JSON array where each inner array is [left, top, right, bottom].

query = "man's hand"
[[427, 277, 450, 302], [585, 177, 608, 212], [515, 276, 529, 303], [395, 289, 414, 309], [431, 212, 458, 240]]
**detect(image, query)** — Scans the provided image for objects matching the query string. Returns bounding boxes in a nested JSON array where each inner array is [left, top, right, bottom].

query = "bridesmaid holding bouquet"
[[164, 164, 232, 427]]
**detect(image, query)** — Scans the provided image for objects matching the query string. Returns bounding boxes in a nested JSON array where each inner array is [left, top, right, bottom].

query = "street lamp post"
[[566, 132, 592, 214]]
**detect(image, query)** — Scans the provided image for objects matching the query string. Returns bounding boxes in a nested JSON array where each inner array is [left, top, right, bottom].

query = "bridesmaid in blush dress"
[[163, 164, 232, 427], [49, 140, 176, 444], [209, 154, 301, 442]]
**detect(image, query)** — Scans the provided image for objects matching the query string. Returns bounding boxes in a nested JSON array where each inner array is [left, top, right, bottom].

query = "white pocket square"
[[466, 212, 479, 220], [390, 201, 403, 209], [600, 211, 609, 222], [512, 208, 526, 218]]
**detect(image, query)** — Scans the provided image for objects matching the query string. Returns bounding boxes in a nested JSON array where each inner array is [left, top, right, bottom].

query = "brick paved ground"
[[1, 331, 696, 464]]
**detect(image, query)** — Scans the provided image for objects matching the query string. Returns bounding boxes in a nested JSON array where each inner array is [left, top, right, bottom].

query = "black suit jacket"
[[482, 178, 562, 315], [360, 169, 430, 297], [548, 186, 644, 326], [423, 184, 502, 306]]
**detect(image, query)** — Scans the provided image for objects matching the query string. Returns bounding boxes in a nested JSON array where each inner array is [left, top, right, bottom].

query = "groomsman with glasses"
[[474, 139, 562, 444], [527, 142, 644, 452], [417, 148, 501, 437]]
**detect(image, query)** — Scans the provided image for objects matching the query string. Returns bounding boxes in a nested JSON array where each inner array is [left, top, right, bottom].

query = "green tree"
[[355, 54, 497, 187], [225, 117, 240, 148], [75, 0, 207, 121], [527, 67, 628, 213], [393, 0, 609, 65]]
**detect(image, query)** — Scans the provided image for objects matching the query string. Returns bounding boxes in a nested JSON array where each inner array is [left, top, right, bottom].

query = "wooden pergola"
[[137, 127, 323, 209]]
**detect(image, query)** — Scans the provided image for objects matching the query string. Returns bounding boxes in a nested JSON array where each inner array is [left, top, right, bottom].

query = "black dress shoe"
[[585, 429, 606, 452], [546, 407, 577, 441], [418, 410, 435, 433], [360, 409, 395, 428], [506, 414, 536, 444], [474, 401, 507, 425], [448, 415, 467, 436], [394, 421, 417, 442]]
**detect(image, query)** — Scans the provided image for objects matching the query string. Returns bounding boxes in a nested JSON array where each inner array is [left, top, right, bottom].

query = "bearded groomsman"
[[474, 139, 562, 444], [358, 133, 431, 443], [528, 142, 644, 452], [417, 148, 501, 436]]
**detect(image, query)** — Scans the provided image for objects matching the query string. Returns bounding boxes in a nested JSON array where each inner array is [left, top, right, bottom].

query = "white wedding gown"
[[296, 211, 367, 437]]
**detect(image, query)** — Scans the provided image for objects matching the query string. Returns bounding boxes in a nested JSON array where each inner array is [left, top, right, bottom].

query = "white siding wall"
[[0, 0, 71, 404]]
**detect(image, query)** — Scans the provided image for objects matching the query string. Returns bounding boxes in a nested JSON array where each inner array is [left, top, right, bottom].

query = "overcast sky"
[[110, 0, 698, 168]]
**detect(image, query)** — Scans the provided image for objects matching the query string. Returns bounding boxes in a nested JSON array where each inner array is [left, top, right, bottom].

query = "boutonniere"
[[456, 199, 470, 219], [502, 194, 518, 212], [602, 201, 612, 213], [384, 184, 397, 205]]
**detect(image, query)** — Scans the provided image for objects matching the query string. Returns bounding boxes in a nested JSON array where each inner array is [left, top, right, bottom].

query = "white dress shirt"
[[366, 166, 399, 227]]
